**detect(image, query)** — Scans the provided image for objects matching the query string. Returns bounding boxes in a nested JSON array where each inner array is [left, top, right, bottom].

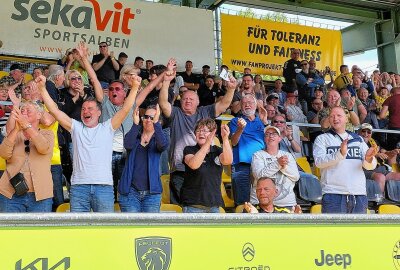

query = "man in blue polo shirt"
[[229, 94, 268, 205]]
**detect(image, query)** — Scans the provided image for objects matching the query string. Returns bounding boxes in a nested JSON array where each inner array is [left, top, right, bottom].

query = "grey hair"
[[47, 65, 65, 83], [20, 100, 44, 114]]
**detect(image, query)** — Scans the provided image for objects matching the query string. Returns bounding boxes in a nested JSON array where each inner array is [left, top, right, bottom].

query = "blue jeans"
[[112, 151, 126, 200], [322, 194, 368, 214], [159, 128, 170, 175], [119, 187, 161, 213], [51, 165, 64, 211], [231, 163, 251, 206], [183, 206, 220, 213], [70, 185, 114, 212], [0, 193, 52, 213]]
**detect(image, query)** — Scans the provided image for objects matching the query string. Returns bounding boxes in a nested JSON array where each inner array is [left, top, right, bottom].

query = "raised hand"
[[132, 107, 140, 125], [76, 42, 89, 59], [34, 75, 47, 90], [340, 138, 348, 156], [226, 75, 238, 90], [123, 74, 142, 89], [153, 104, 161, 124], [365, 145, 379, 161], [277, 155, 289, 169], [220, 124, 230, 140], [205, 129, 216, 146], [166, 58, 177, 72], [244, 202, 258, 213], [237, 118, 247, 130]]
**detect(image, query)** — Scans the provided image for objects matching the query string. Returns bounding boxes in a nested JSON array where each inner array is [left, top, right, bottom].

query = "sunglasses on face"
[[142, 115, 154, 121], [99, 45, 108, 48], [70, 76, 82, 81], [273, 120, 286, 124], [24, 140, 30, 154]]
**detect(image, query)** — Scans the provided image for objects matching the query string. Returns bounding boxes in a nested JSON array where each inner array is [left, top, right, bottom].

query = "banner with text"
[[0, 224, 399, 269], [0, 0, 215, 72], [221, 14, 343, 76]]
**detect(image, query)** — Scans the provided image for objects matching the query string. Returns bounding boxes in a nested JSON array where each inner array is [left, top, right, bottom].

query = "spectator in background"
[[0, 64, 25, 96], [32, 68, 44, 80], [285, 92, 307, 124], [374, 86, 389, 129], [271, 115, 302, 158], [243, 67, 252, 75], [0, 101, 54, 212], [231, 74, 263, 115], [307, 97, 324, 142], [348, 69, 374, 96], [339, 87, 367, 124], [145, 60, 154, 79], [181, 120, 232, 213], [265, 104, 276, 124], [266, 93, 286, 115], [118, 105, 168, 213], [380, 87, 400, 150], [158, 59, 237, 205], [92, 42, 119, 89], [357, 87, 379, 128], [179, 60, 200, 91], [46, 65, 65, 102], [199, 65, 210, 87], [254, 74, 266, 101], [197, 75, 225, 107], [295, 59, 324, 113], [313, 106, 378, 214], [359, 123, 400, 193], [319, 90, 360, 132], [252, 126, 300, 210], [229, 95, 268, 205], [65, 49, 89, 85], [269, 79, 286, 107], [283, 49, 301, 92], [333, 65, 352, 92], [115, 52, 128, 79], [0, 82, 14, 135]]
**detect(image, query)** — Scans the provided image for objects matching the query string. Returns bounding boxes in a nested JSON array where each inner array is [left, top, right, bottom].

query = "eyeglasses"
[[361, 129, 372, 134], [70, 76, 82, 81], [265, 132, 279, 138], [142, 115, 154, 121], [24, 140, 30, 154], [99, 45, 108, 48], [195, 129, 211, 134], [109, 87, 123, 92], [273, 120, 286, 124]]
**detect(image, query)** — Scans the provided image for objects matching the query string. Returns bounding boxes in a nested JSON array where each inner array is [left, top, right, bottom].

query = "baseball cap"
[[360, 123, 373, 131], [287, 93, 298, 98], [10, 63, 25, 72], [264, 125, 281, 136], [266, 93, 279, 102]]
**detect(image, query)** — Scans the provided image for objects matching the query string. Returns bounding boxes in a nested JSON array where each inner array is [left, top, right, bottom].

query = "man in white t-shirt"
[[37, 43, 141, 212]]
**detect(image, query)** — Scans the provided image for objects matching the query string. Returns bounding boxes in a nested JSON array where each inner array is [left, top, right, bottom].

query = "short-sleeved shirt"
[[229, 116, 265, 165], [197, 85, 225, 107], [70, 119, 115, 185], [383, 94, 400, 128], [243, 204, 291, 213], [92, 54, 116, 83], [179, 72, 200, 84], [169, 105, 215, 172], [181, 145, 224, 207]]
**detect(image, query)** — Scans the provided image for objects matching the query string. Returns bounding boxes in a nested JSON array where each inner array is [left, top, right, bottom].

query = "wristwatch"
[[23, 124, 32, 130]]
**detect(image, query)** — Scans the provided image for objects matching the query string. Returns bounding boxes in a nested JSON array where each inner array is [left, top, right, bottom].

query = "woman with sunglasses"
[[118, 104, 169, 212], [0, 101, 54, 212]]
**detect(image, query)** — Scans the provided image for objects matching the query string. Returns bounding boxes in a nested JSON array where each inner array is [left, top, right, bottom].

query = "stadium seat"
[[56, 203, 70, 212], [313, 166, 321, 179], [24, 73, 33, 82], [161, 174, 170, 204], [385, 180, 400, 203], [366, 179, 383, 202], [235, 204, 245, 213], [160, 204, 182, 213], [114, 202, 121, 212], [378, 204, 400, 214], [297, 176, 322, 204], [310, 204, 321, 214], [221, 182, 234, 208], [296, 157, 313, 174], [0, 71, 9, 79], [219, 207, 226, 213]]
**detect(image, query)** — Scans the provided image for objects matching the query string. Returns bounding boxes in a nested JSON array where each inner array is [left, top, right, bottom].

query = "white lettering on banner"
[[0, 0, 215, 72]]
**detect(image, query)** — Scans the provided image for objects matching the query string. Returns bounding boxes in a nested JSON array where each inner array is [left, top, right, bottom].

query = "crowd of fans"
[[0, 42, 399, 214]]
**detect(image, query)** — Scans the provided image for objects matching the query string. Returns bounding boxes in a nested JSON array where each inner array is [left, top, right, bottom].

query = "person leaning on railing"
[[0, 101, 54, 212]]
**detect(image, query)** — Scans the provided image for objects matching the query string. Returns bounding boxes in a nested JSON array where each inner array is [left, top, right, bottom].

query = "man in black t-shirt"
[[92, 42, 119, 89], [178, 60, 200, 91], [282, 49, 301, 92], [197, 75, 225, 107]]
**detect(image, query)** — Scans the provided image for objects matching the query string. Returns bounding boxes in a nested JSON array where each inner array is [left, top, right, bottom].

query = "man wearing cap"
[[269, 79, 286, 107], [229, 94, 267, 205], [313, 106, 378, 213], [0, 64, 25, 95], [266, 93, 286, 115], [359, 123, 400, 192], [252, 125, 300, 209], [296, 60, 324, 113], [286, 92, 307, 123]]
